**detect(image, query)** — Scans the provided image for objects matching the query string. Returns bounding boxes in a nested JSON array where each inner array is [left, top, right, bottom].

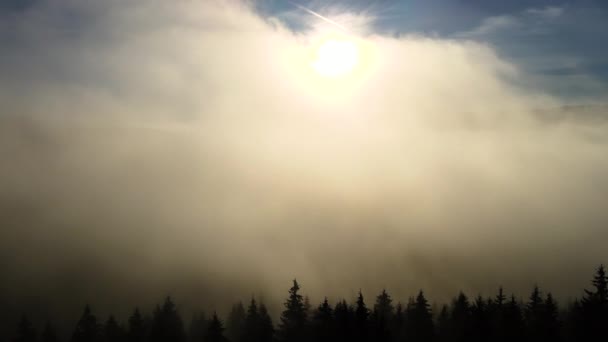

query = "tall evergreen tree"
[[204, 314, 227, 342], [470, 295, 490, 342], [277, 280, 308, 342], [503, 295, 525, 341], [149, 297, 186, 342], [225, 302, 245, 342], [389, 303, 405, 342], [102, 315, 125, 342], [436, 305, 450, 342], [257, 303, 274, 342], [579, 264, 608, 340], [242, 298, 259, 342], [542, 293, 561, 341], [404, 291, 435, 342], [371, 290, 393, 342], [188, 312, 207, 342], [354, 291, 370, 342], [72, 305, 100, 342], [311, 298, 334, 342], [525, 286, 545, 341], [127, 308, 147, 342], [334, 300, 354, 342]]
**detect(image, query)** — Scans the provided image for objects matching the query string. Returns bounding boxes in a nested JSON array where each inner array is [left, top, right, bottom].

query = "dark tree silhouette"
[[354, 291, 370, 342], [371, 290, 393, 342], [102, 315, 125, 342], [225, 302, 245, 342], [6, 264, 608, 342], [470, 295, 490, 342], [405, 291, 435, 342], [188, 312, 207, 342], [579, 264, 608, 341], [525, 286, 545, 341], [390, 303, 405, 342], [277, 280, 308, 342], [334, 300, 354, 342], [72, 305, 99, 342], [311, 298, 334, 342], [204, 313, 227, 342], [149, 297, 186, 342], [503, 295, 525, 341], [14, 315, 36, 342], [127, 308, 147, 342], [542, 293, 561, 341], [256, 303, 274, 342]]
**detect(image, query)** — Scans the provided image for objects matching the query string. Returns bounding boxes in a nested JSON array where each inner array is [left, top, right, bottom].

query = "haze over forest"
[[1, 0, 607, 335]]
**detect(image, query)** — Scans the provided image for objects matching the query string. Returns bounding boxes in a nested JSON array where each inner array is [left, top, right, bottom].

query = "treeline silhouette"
[[7, 265, 608, 342]]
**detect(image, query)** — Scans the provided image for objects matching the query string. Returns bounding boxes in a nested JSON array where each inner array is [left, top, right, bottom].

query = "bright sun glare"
[[311, 38, 360, 78]]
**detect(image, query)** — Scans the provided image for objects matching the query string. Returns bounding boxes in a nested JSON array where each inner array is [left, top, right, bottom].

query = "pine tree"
[[14, 315, 37, 342], [436, 305, 450, 342], [354, 291, 370, 342], [371, 290, 393, 342], [72, 305, 100, 342], [449, 292, 471, 342], [542, 293, 560, 341], [390, 303, 405, 342], [204, 313, 227, 342], [103, 315, 125, 342], [242, 298, 259, 342], [149, 297, 186, 342], [127, 308, 147, 342], [188, 312, 207, 342], [334, 300, 354, 342], [404, 291, 434, 342], [525, 286, 545, 341], [311, 298, 334, 342], [277, 280, 308, 342], [225, 302, 245, 342], [257, 303, 274, 342], [503, 295, 525, 341], [470, 295, 490, 342]]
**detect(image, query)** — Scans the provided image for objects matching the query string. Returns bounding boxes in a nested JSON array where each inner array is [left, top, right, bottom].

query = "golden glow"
[[311, 38, 360, 78]]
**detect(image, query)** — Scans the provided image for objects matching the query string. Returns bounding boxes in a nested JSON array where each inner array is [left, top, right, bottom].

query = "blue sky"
[[256, 0, 608, 99], [1, 0, 606, 100]]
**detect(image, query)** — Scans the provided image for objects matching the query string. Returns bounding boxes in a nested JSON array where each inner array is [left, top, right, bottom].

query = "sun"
[[311, 38, 360, 78]]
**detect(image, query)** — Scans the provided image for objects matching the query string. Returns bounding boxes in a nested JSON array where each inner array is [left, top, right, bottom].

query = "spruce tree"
[[204, 313, 227, 342], [277, 280, 308, 342], [127, 308, 147, 342], [354, 291, 370, 342], [257, 303, 274, 342], [311, 298, 334, 342], [102, 315, 125, 342], [72, 305, 100, 342], [405, 291, 434, 342], [225, 302, 245, 342], [525, 286, 545, 341], [242, 298, 259, 342], [371, 290, 393, 342], [188, 312, 207, 342], [149, 297, 186, 342]]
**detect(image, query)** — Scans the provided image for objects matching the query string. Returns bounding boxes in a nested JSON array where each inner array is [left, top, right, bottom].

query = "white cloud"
[[1, 0, 607, 312]]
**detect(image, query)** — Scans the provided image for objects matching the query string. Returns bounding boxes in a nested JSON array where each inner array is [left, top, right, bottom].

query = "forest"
[[6, 265, 608, 342]]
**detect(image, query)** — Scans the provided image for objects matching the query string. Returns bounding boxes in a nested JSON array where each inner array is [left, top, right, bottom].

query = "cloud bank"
[[1, 0, 607, 329]]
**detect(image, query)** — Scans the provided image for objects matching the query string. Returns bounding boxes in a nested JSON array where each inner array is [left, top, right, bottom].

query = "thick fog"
[[1, 0, 607, 331]]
